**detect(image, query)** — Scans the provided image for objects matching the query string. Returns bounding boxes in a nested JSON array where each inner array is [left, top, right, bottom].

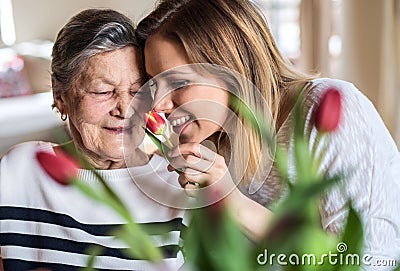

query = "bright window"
[[253, 0, 343, 76], [253, 0, 301, 64]]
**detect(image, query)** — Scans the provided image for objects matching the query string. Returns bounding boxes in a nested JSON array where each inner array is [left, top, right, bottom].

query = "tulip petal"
[[145, 111, 166, 135], [315, 88, 342, 133], [36, 150, 79, 185]]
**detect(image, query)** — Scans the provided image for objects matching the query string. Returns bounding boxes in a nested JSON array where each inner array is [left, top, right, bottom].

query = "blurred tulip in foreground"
[[36, 150, 79, 185], [315, 88, 342, 133]]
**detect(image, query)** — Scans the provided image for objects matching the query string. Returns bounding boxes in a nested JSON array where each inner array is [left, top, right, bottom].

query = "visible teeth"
[[171, 116, 190, 127]]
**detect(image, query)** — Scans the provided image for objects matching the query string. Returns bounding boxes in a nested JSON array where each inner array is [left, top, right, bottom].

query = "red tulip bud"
[[36, 149, 79, 185], [315, 88, 342, 133], [145, 111, 167, 135]]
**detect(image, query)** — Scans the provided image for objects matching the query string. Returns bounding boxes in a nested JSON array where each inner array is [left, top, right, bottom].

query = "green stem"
[[311, 133, 327, 177], [162, 134, 173, 148], [311, 132, 324, 160], [73, 179, 162, 261]]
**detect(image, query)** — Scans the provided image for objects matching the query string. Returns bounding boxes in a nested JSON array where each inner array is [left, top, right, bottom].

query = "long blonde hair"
[[137, 0, 315, 183]]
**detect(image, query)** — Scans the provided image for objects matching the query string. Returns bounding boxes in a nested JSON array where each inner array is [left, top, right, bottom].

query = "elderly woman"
[[0, 9, 187, 271]]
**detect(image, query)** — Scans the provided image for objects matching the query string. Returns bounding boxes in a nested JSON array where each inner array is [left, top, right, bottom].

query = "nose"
[[153, 92, 174, 113], [110, 92, 134, 119]]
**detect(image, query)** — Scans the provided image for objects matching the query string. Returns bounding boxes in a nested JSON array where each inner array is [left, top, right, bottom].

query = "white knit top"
[[242, 78, 400, 270], [0, 141, 188, 271]]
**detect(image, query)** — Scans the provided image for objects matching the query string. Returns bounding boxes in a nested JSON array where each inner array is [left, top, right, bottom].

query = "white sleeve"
[[307, 79, 400, 270]]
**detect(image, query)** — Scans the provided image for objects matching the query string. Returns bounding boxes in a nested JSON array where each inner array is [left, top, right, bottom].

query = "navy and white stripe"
[[0, 141, 189, 271], [0, 207, 186, 270]]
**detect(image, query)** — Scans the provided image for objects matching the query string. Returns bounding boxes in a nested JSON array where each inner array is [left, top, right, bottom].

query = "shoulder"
[[305, 78, 396, 149], [0, 141, 57, 205], [303, 78, 391, 143], [280, 78, 377, 143], [305, 78, 371, 109], [302, 78, 398, 165], [309, 77, 356, 90], [1, 141, 54, 163], [0, 141, 56, 179]]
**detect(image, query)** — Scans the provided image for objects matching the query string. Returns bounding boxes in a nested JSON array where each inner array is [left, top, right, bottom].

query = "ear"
[[52, 77, 66, 113]]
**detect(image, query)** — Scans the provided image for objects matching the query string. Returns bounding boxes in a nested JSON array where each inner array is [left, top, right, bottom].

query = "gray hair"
[[51, 8, 136, 101]]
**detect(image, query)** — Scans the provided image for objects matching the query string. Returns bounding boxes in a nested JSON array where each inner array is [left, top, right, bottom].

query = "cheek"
[[71, 98, 110, 125], [200, 121, 221, 133], [132, 96, 152, 116]]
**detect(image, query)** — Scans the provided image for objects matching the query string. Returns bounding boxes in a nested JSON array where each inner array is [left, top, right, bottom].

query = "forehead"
[[81, 46, 142, 82], [144, 33, 190, 77]]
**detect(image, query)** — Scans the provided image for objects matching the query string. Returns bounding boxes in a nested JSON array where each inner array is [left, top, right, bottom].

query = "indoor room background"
[[0, 0, 399, 157]]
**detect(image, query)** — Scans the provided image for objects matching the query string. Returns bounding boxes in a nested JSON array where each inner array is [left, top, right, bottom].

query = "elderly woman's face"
[[59, 46, 149, 165]]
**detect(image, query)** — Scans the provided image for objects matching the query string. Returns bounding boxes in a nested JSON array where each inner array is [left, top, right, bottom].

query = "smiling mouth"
[[168, 115, 194, 136], [170, 115, 191, 127], [105, 126, 134, 134]]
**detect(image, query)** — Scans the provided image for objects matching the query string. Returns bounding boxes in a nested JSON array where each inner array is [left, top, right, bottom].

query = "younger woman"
[[136, 0, 400, 266]]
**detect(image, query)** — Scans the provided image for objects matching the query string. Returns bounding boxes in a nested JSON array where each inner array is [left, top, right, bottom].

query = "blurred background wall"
[[0, 0, 157, 156], [0, 0, 399, 157], [11, 0, 155, 43]]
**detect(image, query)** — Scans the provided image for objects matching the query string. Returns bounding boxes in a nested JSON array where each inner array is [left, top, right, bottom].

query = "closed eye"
[[170, 80, 189, 90], [91, 90, 114, 96]]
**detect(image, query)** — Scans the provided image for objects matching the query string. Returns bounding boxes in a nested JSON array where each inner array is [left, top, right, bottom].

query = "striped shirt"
[[0, 141, 189, 271]]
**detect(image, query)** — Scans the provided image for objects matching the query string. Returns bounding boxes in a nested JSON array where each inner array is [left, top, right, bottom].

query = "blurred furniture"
[[0, 41, 65, 157], [0, 92, 65, 156]]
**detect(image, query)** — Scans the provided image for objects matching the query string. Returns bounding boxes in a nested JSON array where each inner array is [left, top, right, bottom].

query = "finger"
[[183, 183, 200, 198], [178, 174, 188, 187], [168, 143, 218, 162], [178, 174, 202, 188], [182, 169, 211, 186], [167, 164, 174, 172], [169, 155, 213, 173]]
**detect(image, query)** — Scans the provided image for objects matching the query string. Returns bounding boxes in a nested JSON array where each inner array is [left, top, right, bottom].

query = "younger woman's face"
[[144, 33, 230, 144]]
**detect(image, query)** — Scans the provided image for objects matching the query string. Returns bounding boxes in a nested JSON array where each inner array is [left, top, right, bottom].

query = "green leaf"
[[143, 127, 171, 155], [62, 144, 130, 216], [341, 203, 364, 253], [331, 203, 364, 271], [229, 95, 275, 147], [73, 180, 131, 223], [83, 245, 103, 271], [112, 224, 163, 262], [294, 138, 313, 181], [184, 204, 254, 271], [274, 145, 290, 182]]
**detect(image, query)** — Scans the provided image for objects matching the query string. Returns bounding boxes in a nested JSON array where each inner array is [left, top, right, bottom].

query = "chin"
[[97, 144, 124, 156], [101, 151, 124, 160]]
